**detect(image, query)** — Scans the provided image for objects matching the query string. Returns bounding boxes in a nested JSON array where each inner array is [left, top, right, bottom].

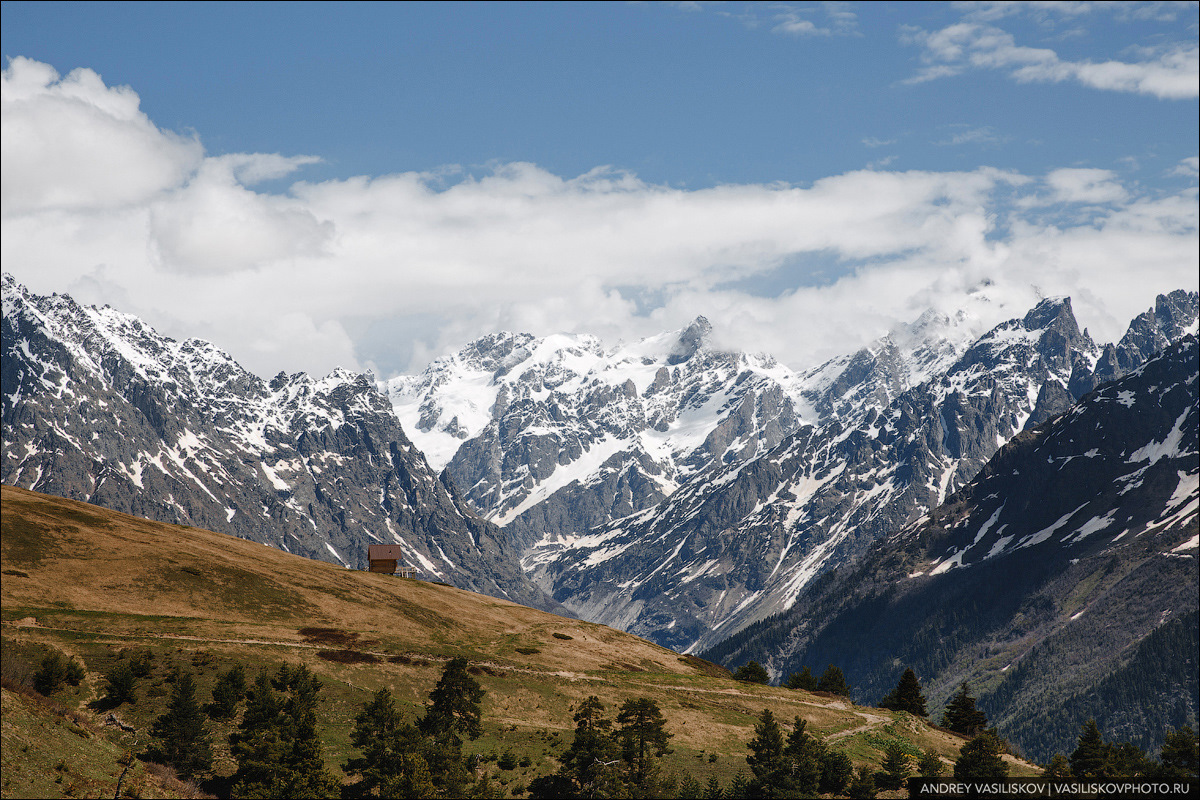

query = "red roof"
[[368, 544, 405, 559]]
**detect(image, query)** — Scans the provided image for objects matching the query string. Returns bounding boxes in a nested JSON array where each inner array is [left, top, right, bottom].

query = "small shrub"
[[498, 751, 518, 770], [317, 649, 379, 664], [733, 661, 769, 684], [552, 632, 573, 640], [34, 651, 69, 695], [102, 662, 138, 707], [515, 647, 540, 655], [128, 650, 154, 678], [65, 658, 85, 686]]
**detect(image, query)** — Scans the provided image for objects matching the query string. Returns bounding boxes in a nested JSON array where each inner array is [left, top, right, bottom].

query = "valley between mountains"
[[3, 273, 1197, 765]]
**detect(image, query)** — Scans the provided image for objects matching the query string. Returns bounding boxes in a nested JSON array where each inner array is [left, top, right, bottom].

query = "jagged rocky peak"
[[525, 291, 1197, 655], [667, 315, 713, 365], [459, 331, 539, 374], [2, 276, 560, 612]]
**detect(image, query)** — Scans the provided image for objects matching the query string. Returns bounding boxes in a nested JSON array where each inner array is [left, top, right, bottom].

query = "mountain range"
[[701, 334, 1198, 761], [1, 273, 556, 612], [3, 272, 1197, 759]]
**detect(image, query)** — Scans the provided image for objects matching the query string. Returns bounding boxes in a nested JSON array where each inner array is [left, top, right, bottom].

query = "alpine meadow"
[[2, 2, 1198, 798]]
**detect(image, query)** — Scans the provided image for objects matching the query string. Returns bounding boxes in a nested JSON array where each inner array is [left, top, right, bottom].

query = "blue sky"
[[2, 1, 1197, 378]]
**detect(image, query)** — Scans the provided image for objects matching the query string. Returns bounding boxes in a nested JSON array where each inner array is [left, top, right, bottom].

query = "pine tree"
[[208, 662, 247, 719], [1069, 720, 1108, 778], [343, 687, 429, 796], [817, 665, 851, 696], [847, 764, 876, 798], [33, 651, 69, 696], [746, 709, 793, 798], [785, 666, 818, 691], [941, 683, 987, 736], [1042, 754, 1070, 778], [278, 665, 341, 798], [419, 657, 484, 741], [918, 749, 944, 777], [616, 697, 673, 790], [1157, 726, 1199, 779], [101, 661, 138, 707], [876, 742, 910, 790], [229, 672, 288, 798], [678, 773, 704, 799], [703, 774, 724, 799], [783, 716, 822, 797], [818, 749, 853, 794], [879, 668, 927, 717], [727, 771, 751, 799], [559, 695, 623, 798], [229, 666, 340, 799], [954, 730, 1008, 780], [149, 669, 213, 780]]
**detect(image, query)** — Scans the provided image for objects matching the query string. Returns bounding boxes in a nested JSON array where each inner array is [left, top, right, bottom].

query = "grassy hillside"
[[1, 485, 1036, 798]]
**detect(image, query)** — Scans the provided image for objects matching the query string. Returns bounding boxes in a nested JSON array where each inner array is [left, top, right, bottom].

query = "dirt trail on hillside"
[[644, 681, 892, 740], [2, 620, 604, 682]]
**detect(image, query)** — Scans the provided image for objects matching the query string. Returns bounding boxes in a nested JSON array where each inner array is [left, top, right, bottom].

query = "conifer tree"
[[229, 666, 339, 799], [941, 683, 987, 736], [703, 774, 724, 799], [727, 771, 751, 799], [343, 687, 430, 797], [208, 662, 247, 719], [954, 730, 1008, 780], [150, 669, 213, 780], [879, 668, 927, 717], [847, 764, 877, 798], [33, 651, 69, 695], [783, 717, 822, 797], [918, 749, 944, 777], [557, 695, 623, 798], [1069, 720, 1108, 779], [1042, 754, 1070, 778], [419, 656, 484, 741], [1157, 726, 1199, 779], [678, 773, 704, 799], [876, 741, 910, 790], [818, 749, 853, 794], [785, 666, 818, 691], [746, 709, 792, 797], [817, 664, 851, 696], [615, 697, 673, 790], [101, 661, 138, 707], [229, 672, 288, 798]]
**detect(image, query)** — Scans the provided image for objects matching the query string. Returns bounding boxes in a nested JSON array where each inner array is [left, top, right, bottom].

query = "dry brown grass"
[[1, 484, 1043, 792]]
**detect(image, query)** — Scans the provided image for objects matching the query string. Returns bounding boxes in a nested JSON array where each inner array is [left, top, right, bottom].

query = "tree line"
[[22, 642, 1199, 798]]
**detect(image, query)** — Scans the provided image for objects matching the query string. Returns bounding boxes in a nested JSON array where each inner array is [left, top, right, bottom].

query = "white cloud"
[[1, 57, 203, 215], [1044, 168, 1130, 204], [937, 125, 1008, 146], [149, 158, 334, 274], [2, 59, 1196, 383], [1170, 156, 1200, 177], [903, 18, 1200, 98]]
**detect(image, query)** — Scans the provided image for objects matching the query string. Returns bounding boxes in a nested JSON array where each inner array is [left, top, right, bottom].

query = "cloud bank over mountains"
[[2, 55, 1196, 380]]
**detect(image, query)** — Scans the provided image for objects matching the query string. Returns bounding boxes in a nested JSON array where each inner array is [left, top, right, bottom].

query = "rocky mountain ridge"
[[1, 273, 557, 611], [700, 335, 1199, 762], [523, 292, 1196, 651]]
